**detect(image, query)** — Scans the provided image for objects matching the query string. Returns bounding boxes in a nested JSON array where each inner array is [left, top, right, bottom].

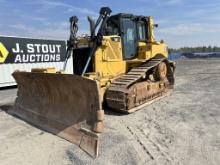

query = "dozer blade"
[[11, 71, 104, 158]]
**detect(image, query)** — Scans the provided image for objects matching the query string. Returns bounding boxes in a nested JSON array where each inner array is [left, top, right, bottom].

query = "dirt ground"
[[0, 59, 220, 165]]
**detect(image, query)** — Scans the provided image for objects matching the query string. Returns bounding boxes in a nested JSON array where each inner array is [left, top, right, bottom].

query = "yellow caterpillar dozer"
[[11, 7, 175, 157]]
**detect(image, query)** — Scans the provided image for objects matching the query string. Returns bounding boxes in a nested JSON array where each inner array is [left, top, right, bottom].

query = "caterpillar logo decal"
[[0, 42, 9, 63], [0, 36, 66, 64]]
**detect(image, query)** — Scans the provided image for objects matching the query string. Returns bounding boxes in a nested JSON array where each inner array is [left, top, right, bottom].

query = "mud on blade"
[[11, 72, 104, 157]]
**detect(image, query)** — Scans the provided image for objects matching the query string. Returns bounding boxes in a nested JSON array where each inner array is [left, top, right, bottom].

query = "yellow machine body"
[[82, 17, 169, 100], [11, 9, 174, 158]]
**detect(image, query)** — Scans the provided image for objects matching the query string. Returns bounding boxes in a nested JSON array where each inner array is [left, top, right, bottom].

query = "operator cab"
[[106, 14, 149, 59], [72, 11, 150, 75]]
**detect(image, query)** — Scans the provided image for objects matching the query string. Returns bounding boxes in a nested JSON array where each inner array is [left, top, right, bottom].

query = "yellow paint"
[[148, 16, 156, 43], [31, 67, 57, 73], [84, 18, 168, 88], [0, 42, 9, 63], [94, 36, 126, 79]]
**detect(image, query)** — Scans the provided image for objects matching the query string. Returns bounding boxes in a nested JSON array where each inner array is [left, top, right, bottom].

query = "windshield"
[[121, 18, 137, 59], [106, 20, 119, 35]]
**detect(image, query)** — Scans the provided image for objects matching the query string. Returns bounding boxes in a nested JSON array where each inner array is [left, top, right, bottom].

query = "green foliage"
[[169, 46, 220, 54]]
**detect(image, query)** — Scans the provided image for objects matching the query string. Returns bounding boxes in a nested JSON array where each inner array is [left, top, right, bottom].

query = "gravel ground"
[[0, 59, 220, 165]]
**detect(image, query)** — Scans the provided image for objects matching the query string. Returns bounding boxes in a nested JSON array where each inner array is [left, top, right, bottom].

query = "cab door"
[[121, 18, 138, 59]]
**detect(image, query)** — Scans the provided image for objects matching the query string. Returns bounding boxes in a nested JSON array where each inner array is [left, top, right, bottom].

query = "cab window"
[[137, 22, 147, 41], [121, 19, 138, 59]]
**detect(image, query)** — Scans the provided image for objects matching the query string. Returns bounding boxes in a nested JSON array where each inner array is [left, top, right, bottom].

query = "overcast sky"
[[0, 0, 220, 48]]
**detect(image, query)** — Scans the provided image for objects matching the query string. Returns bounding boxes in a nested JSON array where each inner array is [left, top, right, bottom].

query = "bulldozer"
[[11, 7, 175, 157]]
